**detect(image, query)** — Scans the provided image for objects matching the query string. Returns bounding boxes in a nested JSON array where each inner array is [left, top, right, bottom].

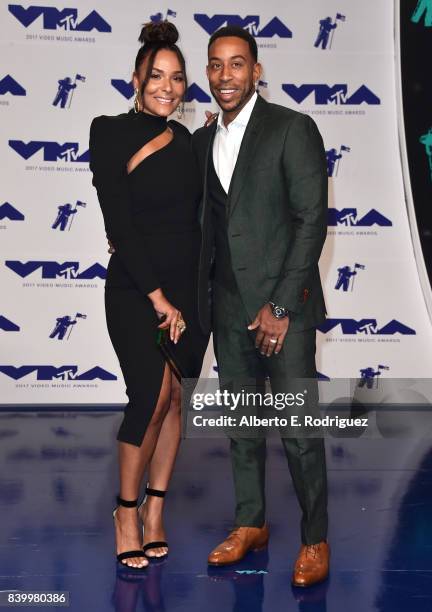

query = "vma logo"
[[8, 5, 111, 32], [9, 141, 89, 162], [52, 201, 86, 231], [359, 364, 389, 389], [53, 74, 85, 109], [194, 14, 292, 38], [326, 145, 350, 177], [314, 13, 346, 50], [318, 319, 416, 335], [111, 79, 211, 103], [6, 261, 106, 280], [0, 75, 26, 96], [0, 365, 116, 381], [150, 9, 176, 23], [282, 84, 380, 105], [335, 263, 365, 292], [0, 315, 20, 332], [49, 312, 87, 340], [328, 208, 392, 227], [0, 202, 25, 221]]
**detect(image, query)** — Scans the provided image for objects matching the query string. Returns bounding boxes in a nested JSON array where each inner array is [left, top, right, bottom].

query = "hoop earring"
[[177, 101, 185, 120], [133, 88, 140, 113]]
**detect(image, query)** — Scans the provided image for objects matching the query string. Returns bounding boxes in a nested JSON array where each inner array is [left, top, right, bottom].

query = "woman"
[[89, 21, 209, 569]]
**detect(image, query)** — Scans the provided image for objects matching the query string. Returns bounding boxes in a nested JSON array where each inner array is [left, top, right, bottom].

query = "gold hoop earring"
[[133, 88, 140, 113], [177, 101, 185, 120]]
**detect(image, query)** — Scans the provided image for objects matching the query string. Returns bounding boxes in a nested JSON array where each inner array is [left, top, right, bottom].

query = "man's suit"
[[191, 95, 328, 544]]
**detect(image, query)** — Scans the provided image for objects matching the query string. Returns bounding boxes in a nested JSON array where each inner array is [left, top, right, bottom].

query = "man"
[[192, 26, 329, 587]]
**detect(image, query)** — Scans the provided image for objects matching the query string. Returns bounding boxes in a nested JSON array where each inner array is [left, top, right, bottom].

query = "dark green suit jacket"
[[192, 95, 327, 334]]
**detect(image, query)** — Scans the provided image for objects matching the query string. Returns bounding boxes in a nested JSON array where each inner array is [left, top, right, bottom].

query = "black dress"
[[89, 110, 209, 446]]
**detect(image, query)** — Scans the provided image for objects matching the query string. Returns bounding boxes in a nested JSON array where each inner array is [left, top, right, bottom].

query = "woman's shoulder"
[[91, 111, 130, 131], [168, 119, 191, 138], [89, 112, 134, 155]]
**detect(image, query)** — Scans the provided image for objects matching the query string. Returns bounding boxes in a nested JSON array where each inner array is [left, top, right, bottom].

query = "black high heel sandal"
[[113, 496, 148, 569], [139, 486, 168, 559]]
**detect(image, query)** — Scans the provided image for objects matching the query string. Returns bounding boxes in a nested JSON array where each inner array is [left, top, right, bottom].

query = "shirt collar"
[[217, 91, 258, 132]]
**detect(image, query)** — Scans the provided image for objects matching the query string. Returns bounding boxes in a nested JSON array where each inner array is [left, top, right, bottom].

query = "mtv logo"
[[185, 83, 211, 103], [328, 208, 392, 227], [5, 261, 107, 280], [0, 75, 26, 96], [8, 5, 111, 32], [0, 315, 20, 332], [8, 141, 89, 162], [194, 14, 292, 38], [282, 84, 380, 105], [0, 202, 25, 221], [0, 365, 117, 380], [318, 318, 416, 335]]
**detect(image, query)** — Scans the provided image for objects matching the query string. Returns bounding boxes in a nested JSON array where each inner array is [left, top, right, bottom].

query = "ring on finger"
[[270, 338, 278, 344]]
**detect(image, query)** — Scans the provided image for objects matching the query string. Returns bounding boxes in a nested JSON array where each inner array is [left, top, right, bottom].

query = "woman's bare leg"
[[141, 371, 182, 557], [115, 364, 172, 567]]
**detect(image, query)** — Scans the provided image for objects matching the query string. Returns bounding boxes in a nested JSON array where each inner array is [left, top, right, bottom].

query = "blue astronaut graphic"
[[52, 74, 86, 109], [420, 128, 432, 181], [358, 365, 389, 389], [150, 9, 176, 23], [49, 312, 87, 340], [335, 263, 365, 292], [314, 13, 346, 50], [411, 0, 432, 27], [52, 201, 86, 231], [326, 145, 350, 177]]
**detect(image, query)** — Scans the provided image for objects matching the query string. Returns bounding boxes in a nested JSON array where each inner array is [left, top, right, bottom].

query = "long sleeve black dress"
[[89, 109, 209, 446]]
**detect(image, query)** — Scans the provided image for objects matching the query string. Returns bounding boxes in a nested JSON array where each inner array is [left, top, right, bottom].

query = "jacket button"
[[237, 267, 247, 271]]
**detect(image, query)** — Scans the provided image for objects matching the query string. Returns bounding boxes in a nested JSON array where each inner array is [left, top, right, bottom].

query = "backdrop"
[[1, 0, 431, 404]]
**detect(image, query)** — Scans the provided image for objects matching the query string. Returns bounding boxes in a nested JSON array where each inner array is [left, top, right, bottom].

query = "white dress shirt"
[[212, 91, 258, 194]]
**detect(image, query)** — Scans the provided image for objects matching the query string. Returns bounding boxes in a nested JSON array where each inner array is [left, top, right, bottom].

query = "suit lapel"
[[227, 96, 268, 218]]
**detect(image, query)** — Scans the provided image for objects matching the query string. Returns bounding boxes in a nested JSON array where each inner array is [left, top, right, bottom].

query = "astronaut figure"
[[53, 77, 76, 108]]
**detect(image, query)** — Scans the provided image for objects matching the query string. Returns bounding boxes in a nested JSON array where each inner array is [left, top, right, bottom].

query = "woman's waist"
[[132, 218, 200, 235]]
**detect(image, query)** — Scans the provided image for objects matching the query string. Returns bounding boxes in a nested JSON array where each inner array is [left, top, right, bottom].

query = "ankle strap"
[[116, 495, 138, 508], [145, 486, 166, 498]]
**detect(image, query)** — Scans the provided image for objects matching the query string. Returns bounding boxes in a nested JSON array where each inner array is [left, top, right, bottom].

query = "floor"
[[0, 410, 431, 611]]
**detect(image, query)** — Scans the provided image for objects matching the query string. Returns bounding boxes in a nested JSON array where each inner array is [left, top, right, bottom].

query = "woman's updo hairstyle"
[[135, 21, 187, 98]]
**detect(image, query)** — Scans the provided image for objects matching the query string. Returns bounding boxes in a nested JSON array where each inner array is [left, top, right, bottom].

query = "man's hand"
[[204, 110, 218, 127], [248, 304, 289, 357]]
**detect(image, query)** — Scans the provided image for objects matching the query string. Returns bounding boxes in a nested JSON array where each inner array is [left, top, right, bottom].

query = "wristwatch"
[[269, 301, 289, 319]]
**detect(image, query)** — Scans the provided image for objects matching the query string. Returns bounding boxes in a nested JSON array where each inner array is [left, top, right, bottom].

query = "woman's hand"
[[107, 236, 115, 254], [148, 289, 186, 344]]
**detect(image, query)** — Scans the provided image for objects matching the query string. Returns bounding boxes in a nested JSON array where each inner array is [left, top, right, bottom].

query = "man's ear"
[[253, 62, 262, 83]]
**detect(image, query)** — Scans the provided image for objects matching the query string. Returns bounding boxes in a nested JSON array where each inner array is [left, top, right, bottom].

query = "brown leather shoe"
[[208, 525, 269, 566], [292, 541, 330, 587]]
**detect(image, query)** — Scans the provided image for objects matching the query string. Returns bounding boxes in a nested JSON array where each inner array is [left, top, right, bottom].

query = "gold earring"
[[177, 101, 184, 120], [133, 88, 140, 113]]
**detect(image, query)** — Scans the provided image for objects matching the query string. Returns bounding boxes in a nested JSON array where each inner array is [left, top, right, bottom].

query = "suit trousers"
[[212, 279, 328, 545]]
